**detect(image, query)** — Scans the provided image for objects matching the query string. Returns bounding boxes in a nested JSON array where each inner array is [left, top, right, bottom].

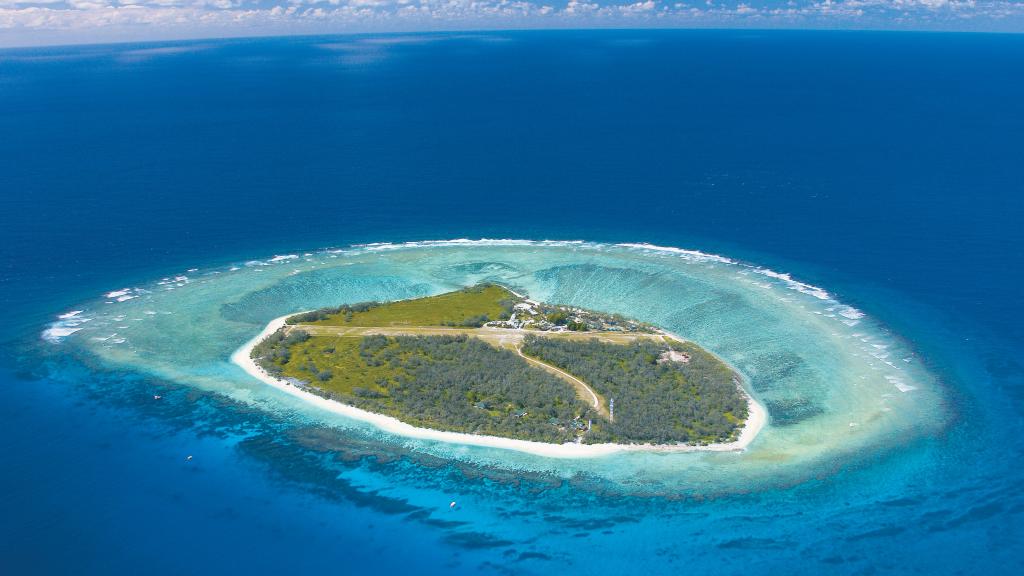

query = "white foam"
[[753, 269, 830, 300], [42, 326, 81, 342], [105, 288, 131, 298], [58, 310, 83, 319], [838, 306, 865, 320], [886, 375, 917, 393], [615, 242, 736, 264], [340, 241, 844, 315], [269, 254, 299, 262], [352, 238, 587, 254]]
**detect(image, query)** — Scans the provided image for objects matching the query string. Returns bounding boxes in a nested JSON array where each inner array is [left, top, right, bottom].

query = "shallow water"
[[2, 31, 1023, 575], [42, 240, 946, 493]]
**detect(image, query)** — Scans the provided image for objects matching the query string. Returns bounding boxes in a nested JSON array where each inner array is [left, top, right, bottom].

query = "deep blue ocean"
[[1, 30, 1022, 574]]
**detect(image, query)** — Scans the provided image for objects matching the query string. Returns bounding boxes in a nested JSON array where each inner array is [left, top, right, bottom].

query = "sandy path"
[[514, 346, 609, 418]]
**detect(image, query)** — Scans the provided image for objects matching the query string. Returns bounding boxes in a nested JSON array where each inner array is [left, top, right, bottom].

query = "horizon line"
[[3, 24, 1024, 51]]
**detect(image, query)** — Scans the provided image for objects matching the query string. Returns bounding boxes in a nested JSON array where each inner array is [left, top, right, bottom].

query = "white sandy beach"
[[231, 315, 767, 459]]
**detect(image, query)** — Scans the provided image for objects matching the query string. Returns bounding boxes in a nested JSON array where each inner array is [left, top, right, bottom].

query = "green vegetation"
[[252, 283, 747, 445], [521, 335, 747, 444], [289, 284, 517, 328], [253, 331, 592, 443], [546, 311, 569, 325], [288, 282, 655, 334]]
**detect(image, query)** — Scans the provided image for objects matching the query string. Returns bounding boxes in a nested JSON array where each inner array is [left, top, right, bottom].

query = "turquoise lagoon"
[[44, 240, 946, 494]]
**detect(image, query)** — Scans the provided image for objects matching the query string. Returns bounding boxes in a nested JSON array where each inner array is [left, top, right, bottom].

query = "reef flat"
[[42, 240, 945, 490]]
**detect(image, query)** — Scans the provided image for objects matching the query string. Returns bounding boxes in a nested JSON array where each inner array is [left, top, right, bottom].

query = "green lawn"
[[281, 336, 398, 399], [304, 284, 518, 327]]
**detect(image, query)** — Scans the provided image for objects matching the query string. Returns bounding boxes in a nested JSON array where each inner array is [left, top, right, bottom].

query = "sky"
[[0, 0, 1022, 47]]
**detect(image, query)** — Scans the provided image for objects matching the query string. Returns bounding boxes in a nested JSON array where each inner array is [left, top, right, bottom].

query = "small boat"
[[449, 501, 456, 510]]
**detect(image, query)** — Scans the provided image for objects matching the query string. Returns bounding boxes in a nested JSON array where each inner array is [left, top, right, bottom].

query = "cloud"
[[0, 0, 1022, 47]]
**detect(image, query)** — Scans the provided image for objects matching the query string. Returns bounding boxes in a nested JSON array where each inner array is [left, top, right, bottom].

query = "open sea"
[[1, 30, 1022, 574]]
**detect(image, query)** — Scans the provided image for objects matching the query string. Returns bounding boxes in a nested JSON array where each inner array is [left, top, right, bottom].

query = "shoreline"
[[231, 314, 767, 459]]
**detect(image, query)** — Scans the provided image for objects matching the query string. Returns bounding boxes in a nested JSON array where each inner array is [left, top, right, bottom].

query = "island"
[[234, 284, 765, 455]]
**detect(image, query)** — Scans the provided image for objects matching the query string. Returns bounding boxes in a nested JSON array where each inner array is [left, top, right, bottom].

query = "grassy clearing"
[[300, 284, 517, 328], [281, 336, 398, 399]]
